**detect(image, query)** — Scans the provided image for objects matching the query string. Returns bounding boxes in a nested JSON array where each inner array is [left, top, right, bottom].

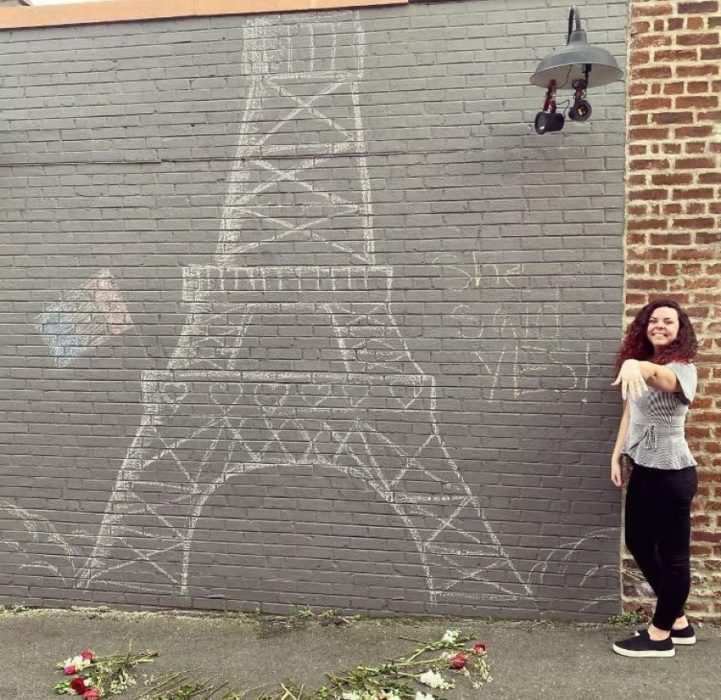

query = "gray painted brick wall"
[[0, 0, 627, 620]]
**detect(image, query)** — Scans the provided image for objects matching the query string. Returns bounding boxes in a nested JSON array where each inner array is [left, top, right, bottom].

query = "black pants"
[[624, 461, 697, 631]]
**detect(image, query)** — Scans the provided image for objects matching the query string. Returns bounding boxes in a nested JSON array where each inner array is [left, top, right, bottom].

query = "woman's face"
[[647, 306, 680, 351]]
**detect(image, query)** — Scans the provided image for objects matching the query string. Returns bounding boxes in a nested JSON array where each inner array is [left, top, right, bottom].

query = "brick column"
[[625, 0, 721, 618]]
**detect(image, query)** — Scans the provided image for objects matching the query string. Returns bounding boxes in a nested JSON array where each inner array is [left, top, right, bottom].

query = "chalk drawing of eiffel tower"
[[79, 12, 534, 607]]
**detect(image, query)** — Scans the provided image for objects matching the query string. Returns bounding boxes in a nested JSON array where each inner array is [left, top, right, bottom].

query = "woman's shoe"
[[613, 632, 675, 658]]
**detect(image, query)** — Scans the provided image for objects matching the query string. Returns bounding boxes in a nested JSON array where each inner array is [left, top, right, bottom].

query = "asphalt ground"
[[2, 607, 720, 699]]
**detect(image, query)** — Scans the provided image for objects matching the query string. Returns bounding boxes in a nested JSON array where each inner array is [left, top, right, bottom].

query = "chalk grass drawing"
[[527, 527, 619, 613], [0, 500, 91, 586], [35, 269, 133, 366], [74, 12, 534, 607]]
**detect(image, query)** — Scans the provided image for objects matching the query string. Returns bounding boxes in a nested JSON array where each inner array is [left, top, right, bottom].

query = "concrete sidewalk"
[[2, 608, 719, 699]]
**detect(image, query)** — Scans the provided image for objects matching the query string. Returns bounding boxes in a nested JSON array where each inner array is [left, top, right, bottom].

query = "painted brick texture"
[[0, 0, 627, 619], [625, 0, 721, 620]]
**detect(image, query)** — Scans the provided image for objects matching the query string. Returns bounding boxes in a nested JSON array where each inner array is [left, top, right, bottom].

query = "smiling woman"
[[609, 299, 700, 659], [0, 0, 406, 29]]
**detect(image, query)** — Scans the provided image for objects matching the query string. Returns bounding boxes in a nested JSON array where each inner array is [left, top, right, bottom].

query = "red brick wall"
[[625, 0, 721, 619]]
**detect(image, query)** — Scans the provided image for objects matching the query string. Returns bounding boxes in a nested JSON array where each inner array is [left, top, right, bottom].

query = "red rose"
[[83, 691, 99, 700], [80, 650, 94, 662], [450, 651, 469, 669], [70, 677, 88, 694], [64, 665, 76, 675], [473, 642, 487, 654]]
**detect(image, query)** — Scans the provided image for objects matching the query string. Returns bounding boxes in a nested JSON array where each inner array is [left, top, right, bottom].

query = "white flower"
[[68, 655, 91, 670], [415, 693, 435, 700], [418, 670, 454, 690], [342, 692, 361, 700], [441, 630, 459, 644]]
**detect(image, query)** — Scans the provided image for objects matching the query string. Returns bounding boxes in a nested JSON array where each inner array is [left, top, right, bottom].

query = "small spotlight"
[[568, 99, 592, 122], [534, 111, 565, 134]]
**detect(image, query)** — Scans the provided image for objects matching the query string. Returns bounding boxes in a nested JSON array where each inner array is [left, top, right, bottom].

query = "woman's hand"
[[611, 456, 623, 487], [612, 359, 648, 401]]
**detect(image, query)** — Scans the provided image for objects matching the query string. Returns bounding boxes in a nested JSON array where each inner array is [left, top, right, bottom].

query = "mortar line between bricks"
[[0, 145, 596, 169]]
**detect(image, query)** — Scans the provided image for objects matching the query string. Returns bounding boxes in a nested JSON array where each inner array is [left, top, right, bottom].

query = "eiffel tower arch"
[[80, 11, 534, 609]]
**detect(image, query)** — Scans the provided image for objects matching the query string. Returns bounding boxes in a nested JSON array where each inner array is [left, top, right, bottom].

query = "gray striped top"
[[623, 361, 698, 470]]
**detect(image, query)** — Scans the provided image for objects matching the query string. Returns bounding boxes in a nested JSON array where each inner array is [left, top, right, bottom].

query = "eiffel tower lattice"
[[80, 12, 534, 607]]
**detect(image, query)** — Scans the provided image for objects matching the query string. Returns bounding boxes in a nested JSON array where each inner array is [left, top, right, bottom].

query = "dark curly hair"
[[614, 298, 698, 373]]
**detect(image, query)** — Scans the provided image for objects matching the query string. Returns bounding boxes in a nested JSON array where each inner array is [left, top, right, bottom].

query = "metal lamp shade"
[[530, 29, 623, 89]]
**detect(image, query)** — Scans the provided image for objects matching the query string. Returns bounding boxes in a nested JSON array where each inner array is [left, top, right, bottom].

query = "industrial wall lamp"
[[530, 6, 623, 134]]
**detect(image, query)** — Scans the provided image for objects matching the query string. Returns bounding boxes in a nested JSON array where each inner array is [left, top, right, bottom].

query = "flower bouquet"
[[54, 648, 157, 697], [51, 629, 490, 700]]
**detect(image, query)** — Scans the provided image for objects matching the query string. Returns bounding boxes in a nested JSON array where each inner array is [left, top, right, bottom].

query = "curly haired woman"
[[610, 299, 699, 658]]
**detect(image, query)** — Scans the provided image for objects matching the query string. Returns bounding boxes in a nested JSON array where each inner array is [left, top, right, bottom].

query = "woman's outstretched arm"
[[612, 359, 680, 400]]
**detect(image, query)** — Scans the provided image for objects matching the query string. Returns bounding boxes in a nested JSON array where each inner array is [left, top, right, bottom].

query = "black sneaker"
[[613, 632, 675, 657], [671, 624, 696, 646]]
